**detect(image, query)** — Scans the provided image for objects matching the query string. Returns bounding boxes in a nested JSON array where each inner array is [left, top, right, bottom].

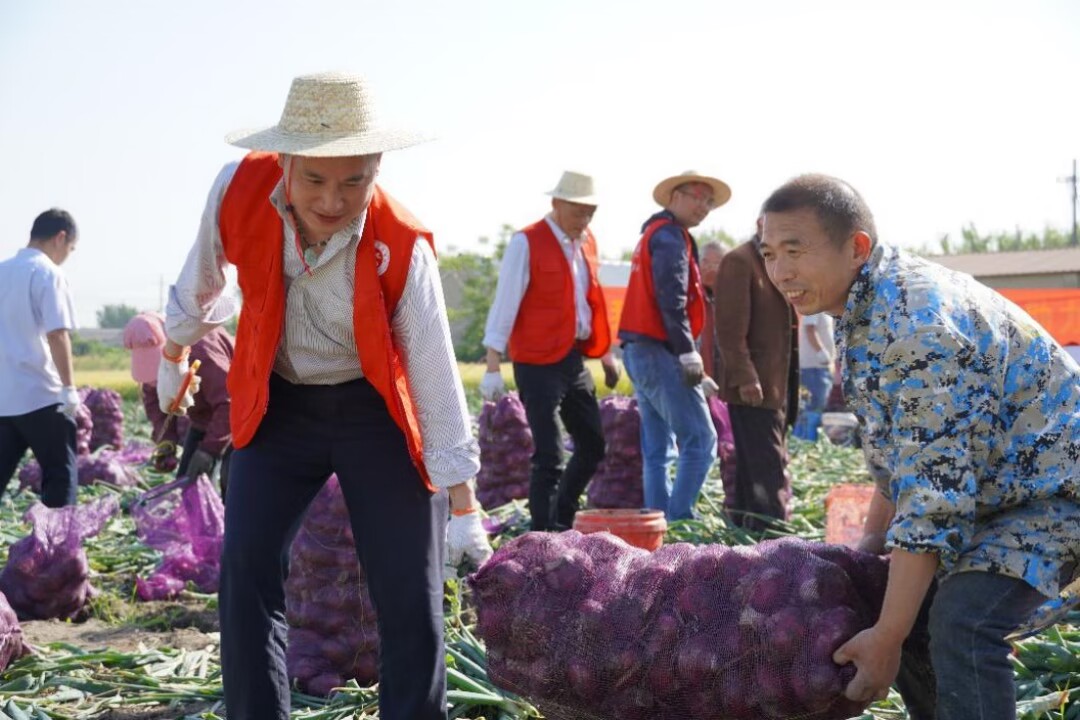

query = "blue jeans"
[[799, 367, 833, 413], [622, 340, 716, 520], [922, 571, 1047, 720]]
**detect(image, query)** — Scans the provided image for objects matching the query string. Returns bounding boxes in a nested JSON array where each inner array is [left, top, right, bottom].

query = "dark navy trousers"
[[0, 403, 77, 507], [219, 373, 448, 720]]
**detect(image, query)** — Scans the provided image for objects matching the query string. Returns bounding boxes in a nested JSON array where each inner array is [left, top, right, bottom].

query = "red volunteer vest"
[[506, 220, 612, 364], [218, 151, 435, 491], [618, 217, 705, 343]]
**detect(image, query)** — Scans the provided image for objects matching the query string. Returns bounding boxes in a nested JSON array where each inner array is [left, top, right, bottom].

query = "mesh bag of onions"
[[708, 397, 738, 509], [470, 531, 901, 720], [476, 393, 534, 510], [0, 496, 118, 621], [0, 590, 24, 672], [132, 474, 225, 600], [80, 387, 125, 451], [586, 395, 644, 509], [285, 475, 380, 697]]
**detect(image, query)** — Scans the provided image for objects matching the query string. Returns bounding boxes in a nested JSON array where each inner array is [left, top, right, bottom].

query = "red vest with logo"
[[507, 220, 611, 364], [218, 151, 435, 491], [618, 217, 705, 343]]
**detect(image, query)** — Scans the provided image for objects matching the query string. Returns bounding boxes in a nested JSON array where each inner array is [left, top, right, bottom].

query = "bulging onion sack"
[[470, 531, 891, 720], [0, 497, 119, 621], [81, 387, 125, 451], [285, 476, 380, 697], [476, 393, 534, 510], [587, 395, 644, 510], [75, 403, 93, 456], [132, 475, 225, 600], [0, 590, 25, 672]]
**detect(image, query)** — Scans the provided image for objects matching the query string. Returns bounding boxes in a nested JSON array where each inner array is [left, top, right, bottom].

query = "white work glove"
[[58, 386, 80, 419], [479, 371, 505, 402], [678, 351, 705, 387], [445, 510, 493, 576], [702, 376, 720, 399], [157, 355, 202, 416]]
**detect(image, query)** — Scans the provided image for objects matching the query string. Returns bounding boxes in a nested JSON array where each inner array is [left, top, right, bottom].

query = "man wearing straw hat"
[[618, 172, 728, 520], [481, 171, 620, 531], [157, 72, 491, 720]]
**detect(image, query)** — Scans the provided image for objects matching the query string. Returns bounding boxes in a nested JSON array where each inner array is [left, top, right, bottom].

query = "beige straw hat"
[[225, 72, 431, 157], [546, 171, 599, 206], [653, 170, 732, 208]]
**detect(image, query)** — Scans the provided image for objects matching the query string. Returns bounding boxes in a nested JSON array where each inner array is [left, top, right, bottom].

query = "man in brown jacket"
[[713, 233, 799, 530]]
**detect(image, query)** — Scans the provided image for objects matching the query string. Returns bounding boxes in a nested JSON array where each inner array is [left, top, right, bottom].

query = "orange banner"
[[997, 288, 1080, 347]]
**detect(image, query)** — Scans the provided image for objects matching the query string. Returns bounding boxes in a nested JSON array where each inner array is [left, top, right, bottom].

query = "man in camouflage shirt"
[[758, 173, 1080, 720]]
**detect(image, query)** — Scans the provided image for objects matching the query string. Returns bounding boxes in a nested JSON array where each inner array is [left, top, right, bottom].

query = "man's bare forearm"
[[46, 329, 75, 387]]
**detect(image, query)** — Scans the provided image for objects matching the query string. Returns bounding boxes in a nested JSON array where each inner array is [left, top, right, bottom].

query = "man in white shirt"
[[157, 72, 490, 720], [480, 171, 620, 531], [0, 209, 80, 508], [798, 312, 835, 416]]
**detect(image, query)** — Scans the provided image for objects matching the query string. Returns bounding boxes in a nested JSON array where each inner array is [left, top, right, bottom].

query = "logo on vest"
[[374, 241, 390, 276]]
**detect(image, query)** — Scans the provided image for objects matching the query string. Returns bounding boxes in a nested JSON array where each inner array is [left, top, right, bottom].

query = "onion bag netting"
[[708, 397, 737, 508], [75, 403, 93, 456], [0, 497, 119, 621], [81, 388, 125, 451], [586, 395, 644, 509], [0, 590, 24, 672], [476, 393, 534, 510], [132, 475, 225, 600], [470, 532, 895, 720], [285, 475, 380, 697]]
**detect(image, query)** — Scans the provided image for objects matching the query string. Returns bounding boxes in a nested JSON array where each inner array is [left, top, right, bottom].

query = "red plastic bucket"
[[572, 509, 667, 551], [824, 484, 876, 548]]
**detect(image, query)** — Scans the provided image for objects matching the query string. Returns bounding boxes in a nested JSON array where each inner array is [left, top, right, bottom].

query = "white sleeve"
[[393, 239, 481, 489], [481, 232, 530, 354], [165, 162, 242, 346], [36, 267, 77, 333]]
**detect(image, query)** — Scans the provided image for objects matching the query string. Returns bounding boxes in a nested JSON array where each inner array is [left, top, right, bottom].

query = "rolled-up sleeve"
[[879, 326, 982, 569], [394, 240, 481, 488], [165, 162, 242, 346]]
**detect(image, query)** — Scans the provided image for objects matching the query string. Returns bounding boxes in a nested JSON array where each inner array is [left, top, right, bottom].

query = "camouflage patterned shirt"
[[837, 244, 1080, 598]]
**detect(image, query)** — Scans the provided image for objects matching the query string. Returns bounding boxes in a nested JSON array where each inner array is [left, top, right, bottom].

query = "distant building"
[[929, 248, 1080, 289]]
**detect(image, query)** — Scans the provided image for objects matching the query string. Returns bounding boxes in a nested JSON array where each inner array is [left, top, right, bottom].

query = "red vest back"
[[218, 151, 435, 491], [507, 220, 611, 364], [618, 217, 705, 343]]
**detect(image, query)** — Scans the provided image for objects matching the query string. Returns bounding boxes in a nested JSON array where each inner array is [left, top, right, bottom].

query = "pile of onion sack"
[[19, 444, 147, 493], [0, 497, 119, 621], [476, 393, 534, 510], [470, 532, 896, 720], [132, 474, 225, 600], [586, 395, 644, 509], [0, 591, 24, 672], [285, 475, 380, 697]]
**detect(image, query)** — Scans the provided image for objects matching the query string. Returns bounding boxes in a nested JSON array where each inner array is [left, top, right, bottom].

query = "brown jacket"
[[712, 239, 799, 425]]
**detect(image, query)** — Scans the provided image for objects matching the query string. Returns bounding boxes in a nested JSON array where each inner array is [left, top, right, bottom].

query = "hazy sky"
[[2, 0, 1077, 327]]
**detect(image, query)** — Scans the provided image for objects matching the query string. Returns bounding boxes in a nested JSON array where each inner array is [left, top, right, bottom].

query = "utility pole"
[[1061, 159, 1078, 247]]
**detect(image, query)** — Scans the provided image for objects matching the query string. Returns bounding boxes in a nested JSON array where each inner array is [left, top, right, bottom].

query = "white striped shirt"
[[165, 161, 479, 488]]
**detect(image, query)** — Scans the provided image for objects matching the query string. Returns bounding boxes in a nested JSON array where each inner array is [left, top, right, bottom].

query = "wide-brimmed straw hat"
[[653, 170, 732, 209], [225, 72, 431, 157], [546, 171, 599, 206], [123, 312, 166, 385]]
